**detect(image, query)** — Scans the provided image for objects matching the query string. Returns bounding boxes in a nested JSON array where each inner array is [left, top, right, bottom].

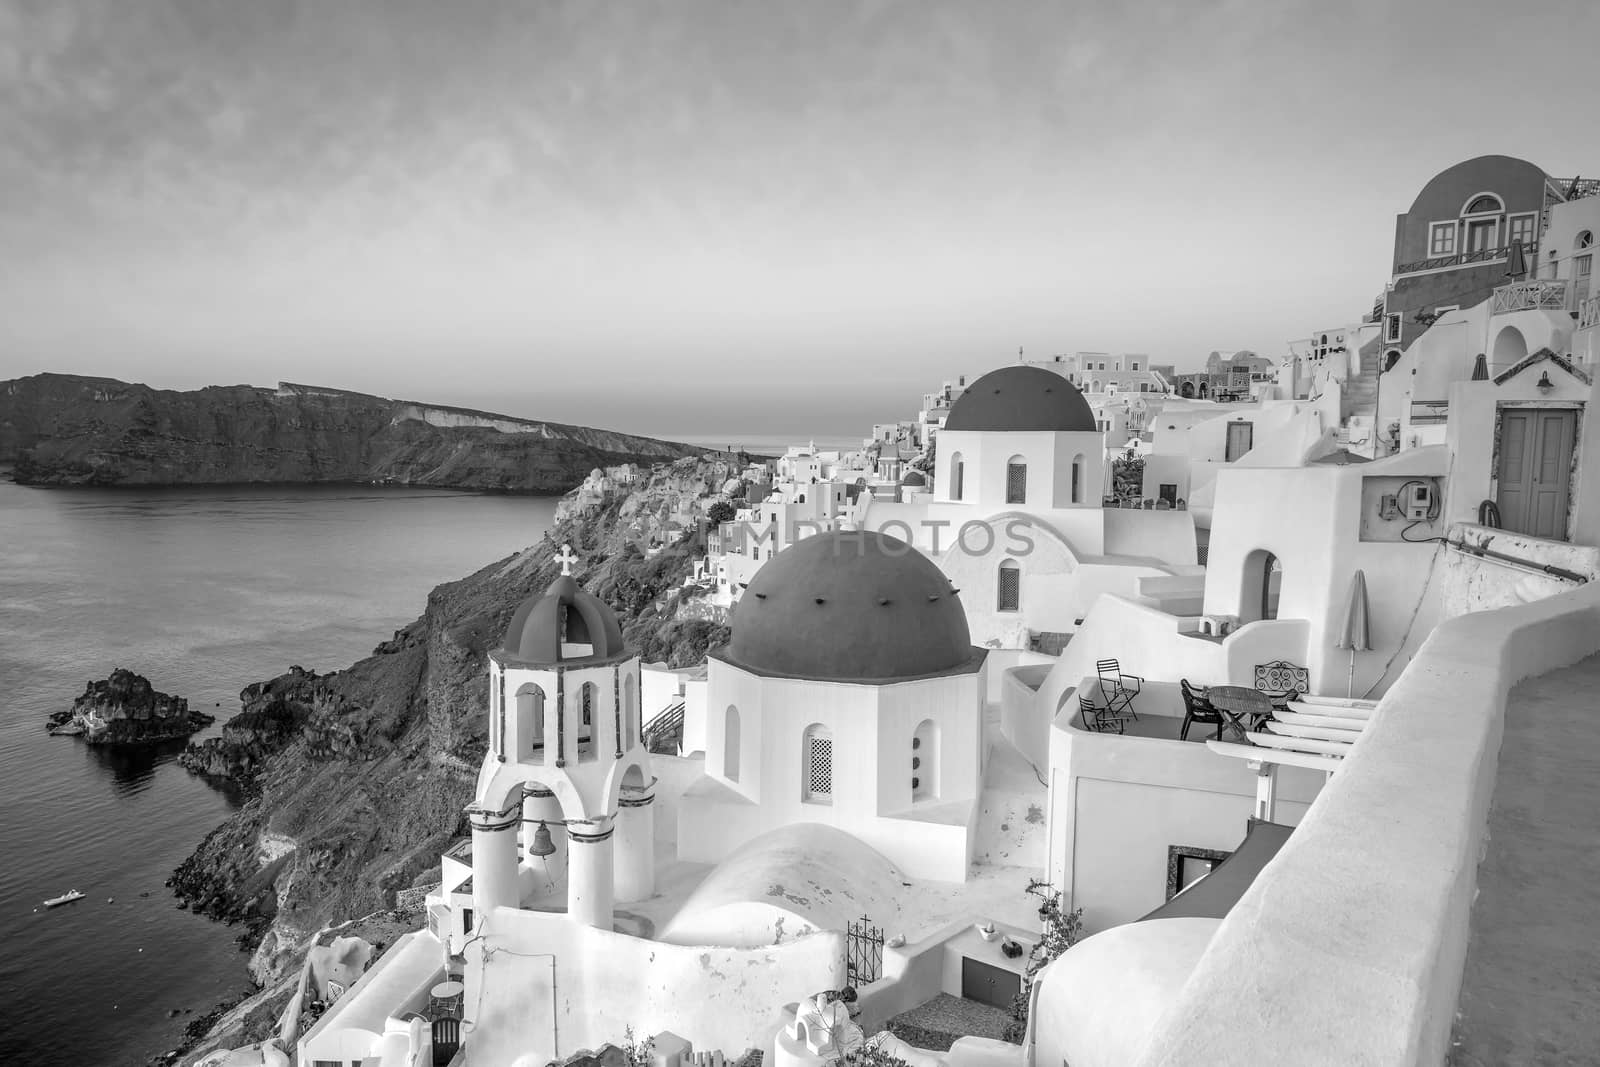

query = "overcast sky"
[[1, 0, 1595, 438]]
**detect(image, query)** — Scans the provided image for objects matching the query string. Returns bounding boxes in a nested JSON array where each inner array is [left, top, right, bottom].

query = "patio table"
[[1206, 685, 1276, 741]]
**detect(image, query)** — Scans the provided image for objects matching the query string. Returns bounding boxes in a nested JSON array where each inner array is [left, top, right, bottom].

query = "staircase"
[[1341, 338, 1381, 423], [1339, 338, 1384, 455], [642, 700, 685, 755]]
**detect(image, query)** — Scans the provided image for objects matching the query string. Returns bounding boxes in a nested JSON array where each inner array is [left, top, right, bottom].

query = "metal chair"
[[1097, 659, 1143, 720], [1254, 660, 1310, 713], [1179, 679, 1225, 742], [1079, 694, 1130, 735]]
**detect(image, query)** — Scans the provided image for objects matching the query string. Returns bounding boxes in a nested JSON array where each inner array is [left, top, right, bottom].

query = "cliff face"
[[168, 458, 739, 989], [0, 374, 703, 491]]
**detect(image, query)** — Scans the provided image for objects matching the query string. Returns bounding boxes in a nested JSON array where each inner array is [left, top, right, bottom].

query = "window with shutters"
[[1006, 457, 1027, 504], [997, 560, 1021, 612], [949, 453, 964, 500], [803, 724, 833, 804]]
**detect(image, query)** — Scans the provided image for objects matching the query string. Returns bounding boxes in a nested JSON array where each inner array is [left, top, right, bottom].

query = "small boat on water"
[[44, 890, 85, 908]]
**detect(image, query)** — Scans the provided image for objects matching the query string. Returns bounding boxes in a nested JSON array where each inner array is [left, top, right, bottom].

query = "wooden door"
[[1225, 421, 1254, 462], [1468, 218, 1498, 253], [1497, 409, 1576, 540], [962, 957, 1021, 1010]]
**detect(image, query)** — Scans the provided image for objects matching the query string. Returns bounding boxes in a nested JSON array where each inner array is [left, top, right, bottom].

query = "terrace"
[[1579, 294, 1600, 332], [1491, 278, 1571, 314]]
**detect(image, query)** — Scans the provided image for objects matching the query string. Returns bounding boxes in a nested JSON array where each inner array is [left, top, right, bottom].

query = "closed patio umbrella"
[[1337, 570, 1372, 697], [1506, 239, 1527, 280]]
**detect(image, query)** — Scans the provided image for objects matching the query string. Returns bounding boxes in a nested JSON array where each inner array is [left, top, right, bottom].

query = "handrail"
[[1491, 279, 1570, 314], [1397, 242, 1535, 276], [1579, 295, 1600, 331], [1445, 536, 1589, 584]]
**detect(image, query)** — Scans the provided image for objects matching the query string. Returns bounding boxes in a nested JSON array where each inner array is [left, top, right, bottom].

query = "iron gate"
[[845, 913, 884, 986]]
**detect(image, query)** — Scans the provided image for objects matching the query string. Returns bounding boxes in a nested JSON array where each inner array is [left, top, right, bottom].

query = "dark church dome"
[[944, 366, 1098, 433], [716, 531, 978, 683], [501, 574, 626, 665]]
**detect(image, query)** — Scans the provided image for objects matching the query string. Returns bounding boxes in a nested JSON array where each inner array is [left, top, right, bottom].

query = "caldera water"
[[0, 481, 558, 1065]]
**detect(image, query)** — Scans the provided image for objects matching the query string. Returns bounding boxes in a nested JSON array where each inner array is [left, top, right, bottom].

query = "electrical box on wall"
[[1361, 475, 1445, 542], [1405, 483, 1433, 521]]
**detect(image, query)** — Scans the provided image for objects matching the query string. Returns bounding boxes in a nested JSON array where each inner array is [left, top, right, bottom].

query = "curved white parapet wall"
[[1030, 918, 1221, 1067], [1130, 582, 1600, 1066]]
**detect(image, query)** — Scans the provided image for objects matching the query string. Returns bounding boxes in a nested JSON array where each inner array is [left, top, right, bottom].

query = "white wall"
[[1132, 580, 1600, 1066], [937, 429, 1106, 514], [681, 661, 986, 881], [466, 907, 843, 1066], [1202, 450, 1447, 698], [1047, 717, 1321, 930]]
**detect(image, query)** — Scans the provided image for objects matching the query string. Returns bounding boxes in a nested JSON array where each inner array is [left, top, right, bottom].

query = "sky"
[[1, 0, 1596, 439]]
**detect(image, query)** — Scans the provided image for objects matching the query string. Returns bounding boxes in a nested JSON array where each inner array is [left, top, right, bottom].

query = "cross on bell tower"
[[555, 543, 579, 576]]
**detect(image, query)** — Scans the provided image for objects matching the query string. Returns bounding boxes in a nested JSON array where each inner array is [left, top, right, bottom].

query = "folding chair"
[[1079, 694, 1130, 735], [1097, 659, 1143, 720]]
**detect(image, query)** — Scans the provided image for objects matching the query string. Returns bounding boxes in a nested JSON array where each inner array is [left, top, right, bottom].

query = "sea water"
[[0, 482, 557, 1065]]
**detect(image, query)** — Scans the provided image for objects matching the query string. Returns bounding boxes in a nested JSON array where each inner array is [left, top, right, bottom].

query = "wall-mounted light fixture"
[[1537, 371, 1555, 393]]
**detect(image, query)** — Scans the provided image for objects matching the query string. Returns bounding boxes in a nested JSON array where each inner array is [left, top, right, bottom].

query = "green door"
[[1497, 409, 1576, 540]]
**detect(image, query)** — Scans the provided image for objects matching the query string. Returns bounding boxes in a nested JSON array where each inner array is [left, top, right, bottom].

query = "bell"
[[527, 821, 556, 858]]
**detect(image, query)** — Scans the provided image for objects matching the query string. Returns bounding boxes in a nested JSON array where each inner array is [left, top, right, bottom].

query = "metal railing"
[[1492, 278, 1570, 314], [1397, 242, 1535, 276], [1580, 295, 1600, 331]]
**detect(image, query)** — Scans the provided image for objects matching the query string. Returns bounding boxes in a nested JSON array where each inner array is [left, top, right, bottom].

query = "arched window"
[[997, 559, 1021, 612], [802, 723, 833, 804], [1383, 349, 1402, 372], [1241, 549, 1281, 622], [912, 719, 939, 801], [623, 674, 637, 749], [578, 681, 598, 761], [949, 452, 964, 501], [1005, 456, 1028, 504], [515, 683, 545, 763], [1461, 194, 1504, 254], [1492, 324, 1528, 369], [1580, 231, 1595, 249], [1071, 453, 1085, 504], [724, 705, 741, 781]]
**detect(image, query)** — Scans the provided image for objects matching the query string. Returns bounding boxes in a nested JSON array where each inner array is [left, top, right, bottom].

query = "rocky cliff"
[[0, 374, 704, 491], [48, 669, 215, 743], [167, 458, 740, 1015]]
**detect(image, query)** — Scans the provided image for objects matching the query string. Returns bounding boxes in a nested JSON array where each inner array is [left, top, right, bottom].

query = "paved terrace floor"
[[1451, 653, 1600, 1065]]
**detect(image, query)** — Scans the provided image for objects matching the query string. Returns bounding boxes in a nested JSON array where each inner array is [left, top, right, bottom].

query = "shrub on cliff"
[[629, 618, 730, 669]]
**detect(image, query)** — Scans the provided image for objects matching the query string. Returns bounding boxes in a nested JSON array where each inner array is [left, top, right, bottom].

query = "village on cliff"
[[194, 156, 1600, 1067]]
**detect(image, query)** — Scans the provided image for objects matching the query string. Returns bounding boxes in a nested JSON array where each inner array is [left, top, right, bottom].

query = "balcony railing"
[[1580, 295, 1600, 331], [1397, 242, 1535, 276], [1492, 279, 1570, 314]]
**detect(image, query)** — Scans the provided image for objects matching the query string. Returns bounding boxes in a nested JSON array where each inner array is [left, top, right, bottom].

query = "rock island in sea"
[[48, 669, 215, 743]]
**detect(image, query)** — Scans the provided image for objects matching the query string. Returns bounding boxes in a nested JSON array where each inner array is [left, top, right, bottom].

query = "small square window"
[[1429, 223, 1457, 257], [1508, 214, 1536, 248]]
